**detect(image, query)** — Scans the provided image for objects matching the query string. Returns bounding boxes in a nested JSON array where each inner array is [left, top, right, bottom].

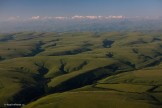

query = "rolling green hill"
[[0, 32, 162, 108]]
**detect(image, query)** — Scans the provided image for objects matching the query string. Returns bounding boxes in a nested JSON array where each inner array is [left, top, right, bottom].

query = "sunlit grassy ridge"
[[24, 67, 162, 108], [25, 64, 162, 108], [0, 32, 162, 108]]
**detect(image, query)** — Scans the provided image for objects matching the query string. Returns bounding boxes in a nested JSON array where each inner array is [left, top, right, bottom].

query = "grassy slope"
[[23, 91, 156, 108], [0, 32, 162, 107], [0, 56, 119, 105], [24, 64, 162, 108]]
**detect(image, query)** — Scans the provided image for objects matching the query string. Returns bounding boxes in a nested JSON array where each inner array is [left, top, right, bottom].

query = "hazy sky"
[[0, 0, 162, 20]]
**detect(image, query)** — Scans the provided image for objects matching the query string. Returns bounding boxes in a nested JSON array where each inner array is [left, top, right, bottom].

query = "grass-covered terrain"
[[0, 32, 162, 108]]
